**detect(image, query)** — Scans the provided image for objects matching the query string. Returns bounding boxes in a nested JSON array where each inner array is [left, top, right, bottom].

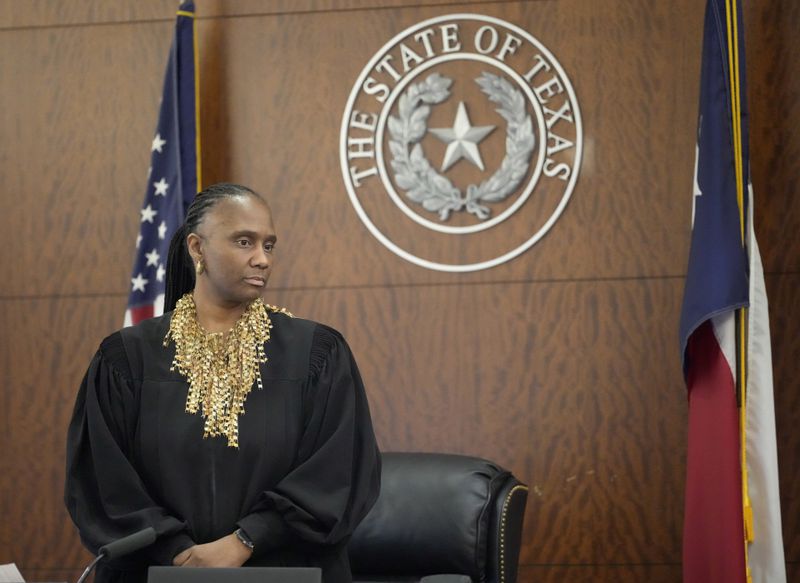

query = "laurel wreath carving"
[[388, 72, 535, 221]]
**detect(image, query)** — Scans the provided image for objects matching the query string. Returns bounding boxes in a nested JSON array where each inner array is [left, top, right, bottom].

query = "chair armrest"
[[488, 481, 528, 583]]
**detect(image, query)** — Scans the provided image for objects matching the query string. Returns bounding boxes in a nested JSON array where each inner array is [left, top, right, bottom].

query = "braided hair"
[[164, 182, 265, 312]]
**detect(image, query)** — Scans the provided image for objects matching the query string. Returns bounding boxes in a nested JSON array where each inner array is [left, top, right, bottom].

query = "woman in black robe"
[[65, 183, 381, 583]]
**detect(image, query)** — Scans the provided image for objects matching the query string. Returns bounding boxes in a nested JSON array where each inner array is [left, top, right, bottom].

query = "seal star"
[[429, 102, 495, 171]]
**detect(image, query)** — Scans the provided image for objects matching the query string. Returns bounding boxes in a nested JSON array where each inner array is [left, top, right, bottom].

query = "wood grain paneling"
[[264, 277, 687, 564], [0, 417, 10, 564], [0, 0, 177, 29], [0, 295, 124, 568], [1, 278, 688, 568], [19, 569, 85, 583], [517, 564, 682, 583], [198, 1, 702, 286], [1, 0, 799, 581], [0, 0, 518, 30], [2, 0, 705, 298], [0, 22, 170, 297], [746, 0, 800, 275], [767, 274, 800, 561]]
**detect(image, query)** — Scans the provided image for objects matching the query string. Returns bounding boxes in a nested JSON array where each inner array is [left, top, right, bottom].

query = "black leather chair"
[[349, 452, 528, 583]]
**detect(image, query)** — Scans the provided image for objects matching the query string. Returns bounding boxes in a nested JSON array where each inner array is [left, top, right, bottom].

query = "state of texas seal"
[[340, 14, 582, 272]]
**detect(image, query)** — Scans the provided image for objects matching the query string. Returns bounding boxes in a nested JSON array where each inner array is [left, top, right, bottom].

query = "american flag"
[[125, 1, 199, 326], [679, 1, 785, 581]]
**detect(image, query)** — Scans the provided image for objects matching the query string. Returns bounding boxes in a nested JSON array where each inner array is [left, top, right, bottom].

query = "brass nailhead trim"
[[499, 484, 528, 583]]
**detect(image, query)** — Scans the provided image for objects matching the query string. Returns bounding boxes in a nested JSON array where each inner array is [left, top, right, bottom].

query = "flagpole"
[[724, 1, 753, 582], [176, 3, 201, 192], [189, 5, 202, 192]]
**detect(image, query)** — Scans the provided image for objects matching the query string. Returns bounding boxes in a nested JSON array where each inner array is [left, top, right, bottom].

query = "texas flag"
[[125, 1, 199, 326], [679, 1, 785, 582]]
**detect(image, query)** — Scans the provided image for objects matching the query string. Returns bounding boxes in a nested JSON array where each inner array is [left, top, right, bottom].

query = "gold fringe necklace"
[[163, 293, 290, 448]]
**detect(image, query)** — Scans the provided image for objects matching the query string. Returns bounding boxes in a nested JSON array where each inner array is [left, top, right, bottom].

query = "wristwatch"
[[234, 528, 255, 551]]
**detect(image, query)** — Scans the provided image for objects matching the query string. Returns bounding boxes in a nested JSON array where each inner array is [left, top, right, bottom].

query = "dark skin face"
[[186, 195, 277, 332]]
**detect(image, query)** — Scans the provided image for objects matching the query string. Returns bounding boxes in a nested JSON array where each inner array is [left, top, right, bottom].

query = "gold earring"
[[195, 259, 205, 275]]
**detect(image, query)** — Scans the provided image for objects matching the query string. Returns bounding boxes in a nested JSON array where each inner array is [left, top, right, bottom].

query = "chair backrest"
[[349, 452, 528, 583]]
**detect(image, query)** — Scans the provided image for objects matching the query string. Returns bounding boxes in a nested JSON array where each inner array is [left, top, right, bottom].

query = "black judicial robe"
[[65, 312, 381, 583]]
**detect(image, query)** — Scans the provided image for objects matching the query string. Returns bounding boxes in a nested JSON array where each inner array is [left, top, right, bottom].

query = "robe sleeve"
[[64, 333, 195, 566], [237, 325, 381, 555]]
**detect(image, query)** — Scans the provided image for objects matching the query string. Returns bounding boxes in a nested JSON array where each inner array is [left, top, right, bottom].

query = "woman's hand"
[[173, 547, 194, 566], [172, 534, 253, 567]]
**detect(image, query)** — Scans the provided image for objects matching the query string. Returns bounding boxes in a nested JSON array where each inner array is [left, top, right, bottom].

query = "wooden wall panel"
[[746, 0, 800, 274], [0, 394, 11, 561], [518, 565, 681, 583], [0, 296, 124, 570], [16, 569, 84, 583], [1, 0, 798, 582], [1, 0, 705, 299], [198, 1, 702, 287], [0, 22, 169, 297], [768, 273, 800, 561], [0, 279, 687, 571], [0, 1, 176, 29], [0, 0, 495, 30], [265, 278, 687, 565]]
